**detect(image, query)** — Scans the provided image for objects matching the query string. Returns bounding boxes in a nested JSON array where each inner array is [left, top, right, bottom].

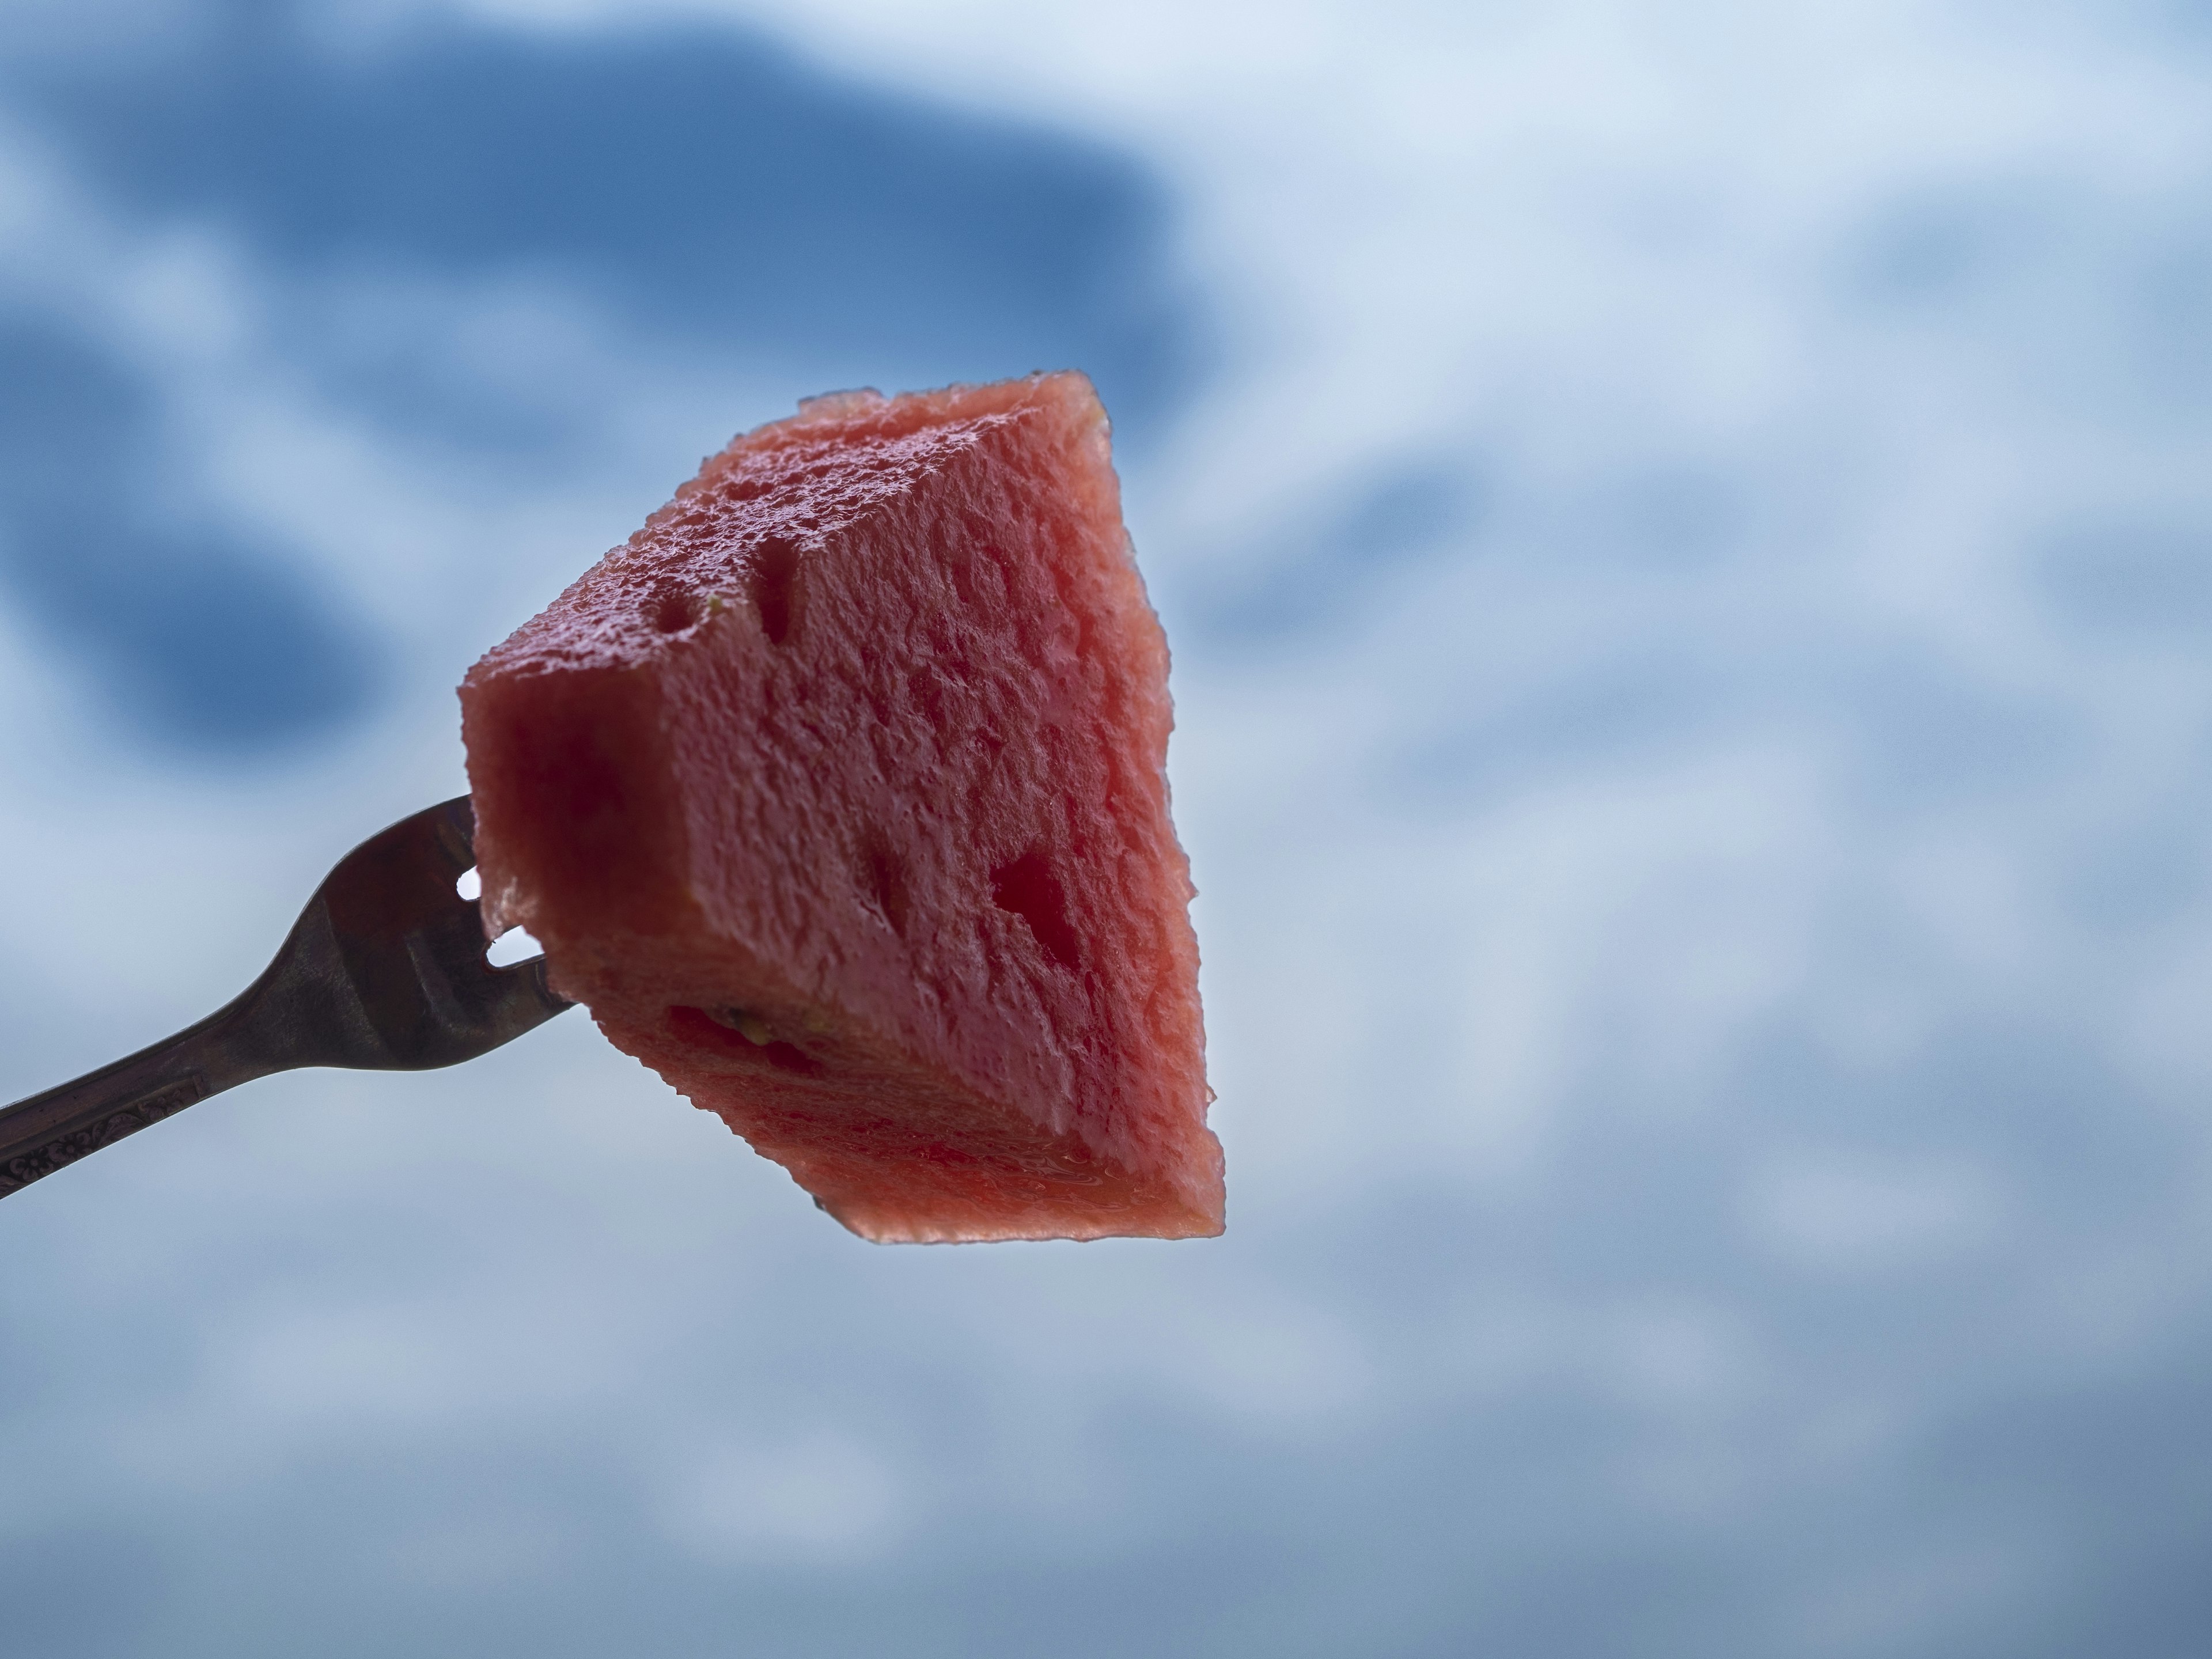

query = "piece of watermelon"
[[460, 373, 1222, 1242]]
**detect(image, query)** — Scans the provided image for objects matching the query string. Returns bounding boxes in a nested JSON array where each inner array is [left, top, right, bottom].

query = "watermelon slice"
[[460, 373, 1222, 1242]]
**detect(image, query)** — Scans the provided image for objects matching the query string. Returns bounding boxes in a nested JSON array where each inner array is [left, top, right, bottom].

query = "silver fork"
[[0, 796, 571, 1201]]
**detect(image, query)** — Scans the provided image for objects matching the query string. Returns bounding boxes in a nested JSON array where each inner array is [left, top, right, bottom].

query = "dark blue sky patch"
[[2060, 804, 2212, 930], [9, 7, 1203, 450], [1330, 465, 1468, 556], [1195, 461, 1480, 645], [2133, 230, 2212, 402], [1737, 1016, 2185, 1236], [1392, 635, 2077, 815], [1921, 1333, 2212, 1659], [1844, 649, 2078, 800], [1603, 467, 1745, 569], [1393, 652, 1724, 806], [0, 1523, 169, 1654], [1845, 177, 2212, 421], [2038, 519, 2212, 637], [0, 318, 380, 750], [1850, 184, 2062, 306], [289, 271, 595, 460]]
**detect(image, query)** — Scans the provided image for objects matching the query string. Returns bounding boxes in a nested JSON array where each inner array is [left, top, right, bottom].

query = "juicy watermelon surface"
[[461, 373, 1222, 1241]]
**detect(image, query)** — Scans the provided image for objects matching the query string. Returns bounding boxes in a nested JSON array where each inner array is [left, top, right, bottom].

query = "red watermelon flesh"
[[460, 373, 1222, 1242]]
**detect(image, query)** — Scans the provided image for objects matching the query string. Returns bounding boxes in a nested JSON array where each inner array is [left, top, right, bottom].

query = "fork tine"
[[300, 795, 572, 1069], [492, 952, 565, 1009], [421, 794, 478, 877]]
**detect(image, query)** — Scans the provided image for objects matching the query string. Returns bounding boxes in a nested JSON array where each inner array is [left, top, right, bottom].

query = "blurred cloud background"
[[5, 0, 2212, 1652]]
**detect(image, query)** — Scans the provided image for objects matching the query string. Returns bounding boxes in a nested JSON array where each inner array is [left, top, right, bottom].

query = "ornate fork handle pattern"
[[0, 1001, 271, 1199], [0, 1077, 211, 1195]]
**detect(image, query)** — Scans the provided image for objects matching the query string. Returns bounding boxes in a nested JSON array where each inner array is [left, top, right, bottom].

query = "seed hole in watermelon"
[[650, 590, 702, 635], [671, 1005, 827, 1076], [707, 1005, 772, 1044], [991, 851, 1080, 970], [455, 865, 482, 903], [857, 828, 910, 935], [487, 926, 543, 967], [749, 535, 800, 645], [756, 1040, 824, 1075]]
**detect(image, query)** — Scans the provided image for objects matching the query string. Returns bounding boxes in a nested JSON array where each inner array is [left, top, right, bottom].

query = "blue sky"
[[4, 2, 2212, 1654]]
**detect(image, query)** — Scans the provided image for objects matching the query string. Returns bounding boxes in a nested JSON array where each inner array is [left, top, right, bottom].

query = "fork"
[[0, 796, 571, 1201]]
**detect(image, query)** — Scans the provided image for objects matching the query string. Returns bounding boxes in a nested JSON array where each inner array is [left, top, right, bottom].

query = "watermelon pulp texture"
[[460, 374, 1222, 1241]]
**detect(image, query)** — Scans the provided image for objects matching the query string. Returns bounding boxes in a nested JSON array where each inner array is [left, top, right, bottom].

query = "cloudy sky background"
[[5, 1, 2212, 1652]]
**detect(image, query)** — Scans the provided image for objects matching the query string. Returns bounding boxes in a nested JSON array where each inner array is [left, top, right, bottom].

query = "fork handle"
[[0, 997, 280, 1200]]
